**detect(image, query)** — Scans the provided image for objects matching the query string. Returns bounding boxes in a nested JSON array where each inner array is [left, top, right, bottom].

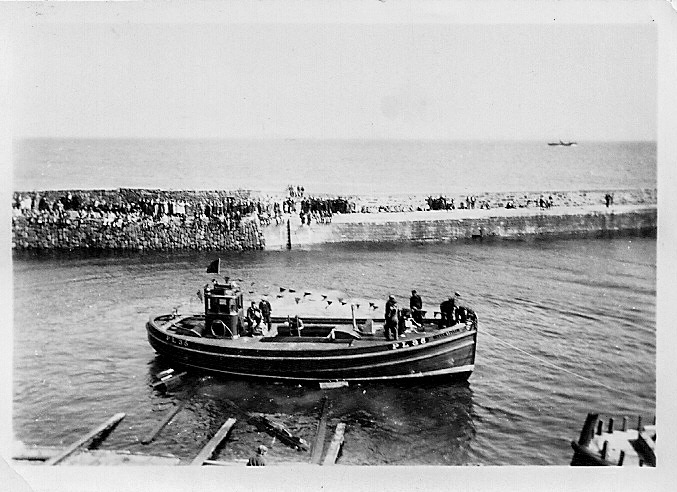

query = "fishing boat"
[[146, 269, 478, 383]]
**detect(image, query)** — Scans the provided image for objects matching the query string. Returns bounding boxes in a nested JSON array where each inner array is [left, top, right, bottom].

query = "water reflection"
[[141, 358, 477, 465]]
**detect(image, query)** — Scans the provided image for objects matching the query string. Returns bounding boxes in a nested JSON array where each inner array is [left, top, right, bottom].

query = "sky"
[[7, 3, 659, 141]]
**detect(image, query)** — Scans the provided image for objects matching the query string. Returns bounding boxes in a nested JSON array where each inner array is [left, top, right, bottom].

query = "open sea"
[[13, 138, 656, 195], [11, 138, 656, 467]]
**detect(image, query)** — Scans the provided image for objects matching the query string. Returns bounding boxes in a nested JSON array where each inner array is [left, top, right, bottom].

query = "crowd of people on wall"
[[12, 186, 621, 231], [426, 195, 492, 211], [11, 191, 267, 232]]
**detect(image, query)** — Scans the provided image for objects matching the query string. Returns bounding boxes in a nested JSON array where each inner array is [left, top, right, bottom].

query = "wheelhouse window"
[[218, 298, 230, 313], [207, 297, 231, 314]]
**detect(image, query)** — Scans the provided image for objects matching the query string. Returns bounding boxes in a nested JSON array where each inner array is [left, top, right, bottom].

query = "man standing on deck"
[[259, 297, 272, 330], [439, 294, 457, 328], [384, 295, 399, 340], [246, 301, 263, 335], [453, 292, 476, 325], [410, 290, 423, 323]]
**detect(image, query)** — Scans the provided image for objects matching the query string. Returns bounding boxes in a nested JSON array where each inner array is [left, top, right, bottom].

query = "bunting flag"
[[227, 280, 400, 314], [206, 258, 221, 274]]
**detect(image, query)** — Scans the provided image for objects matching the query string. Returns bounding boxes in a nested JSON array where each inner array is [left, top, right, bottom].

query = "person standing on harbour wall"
[[605, 193, 614, 207]]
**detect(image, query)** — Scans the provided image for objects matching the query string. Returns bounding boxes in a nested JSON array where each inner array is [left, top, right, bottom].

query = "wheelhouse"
[[204, 280, 244, 338]]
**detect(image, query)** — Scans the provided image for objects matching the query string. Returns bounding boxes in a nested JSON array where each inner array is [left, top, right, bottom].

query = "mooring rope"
[[480, 328, 625, 395]]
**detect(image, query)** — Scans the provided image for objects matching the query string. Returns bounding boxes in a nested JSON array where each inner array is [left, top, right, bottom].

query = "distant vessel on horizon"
[[548, 140, 578, 147]]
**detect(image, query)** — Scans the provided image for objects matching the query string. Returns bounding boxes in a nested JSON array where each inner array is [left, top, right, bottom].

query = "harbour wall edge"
[[265, 206, 657, 248]]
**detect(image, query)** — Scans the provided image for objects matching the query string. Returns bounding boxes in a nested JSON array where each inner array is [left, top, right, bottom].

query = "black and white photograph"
[[2, 1, 675, 491]]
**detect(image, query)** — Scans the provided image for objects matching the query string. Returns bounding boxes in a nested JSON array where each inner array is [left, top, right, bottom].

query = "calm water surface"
[[13, 236, 656, 465]]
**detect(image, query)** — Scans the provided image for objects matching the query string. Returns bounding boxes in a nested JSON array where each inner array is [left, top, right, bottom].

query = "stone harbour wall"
[[330, 207, 657, 243], [264, 205, 657, 248], [12, 187, 656, 250], [12, 214, 264, 251]]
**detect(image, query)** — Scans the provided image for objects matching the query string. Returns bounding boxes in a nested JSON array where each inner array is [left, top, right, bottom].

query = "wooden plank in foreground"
[[152, 371, 188, 391], [322, 423, 346, 466], [12, 446, 62, 462], [141, 403, 185, 445], [319, 381, 348, 390], [189, 418, 236, 466], [310, 397, 330, 464], [45, 413, 126, 466]]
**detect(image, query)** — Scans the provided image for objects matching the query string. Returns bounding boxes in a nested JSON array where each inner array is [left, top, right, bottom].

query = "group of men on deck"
[[384, 290, 471, 341], [245, 298, 272, 335], [243, 288, 472, 339]]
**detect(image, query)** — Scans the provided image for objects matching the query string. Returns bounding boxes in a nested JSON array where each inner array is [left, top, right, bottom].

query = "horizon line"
[[12, 136, 658, 143]]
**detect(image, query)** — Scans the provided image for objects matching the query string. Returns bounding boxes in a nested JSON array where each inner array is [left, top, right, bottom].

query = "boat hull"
[[146, 315, 477, 382]]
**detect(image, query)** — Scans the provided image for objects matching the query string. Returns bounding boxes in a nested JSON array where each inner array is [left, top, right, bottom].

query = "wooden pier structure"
[[571, 413, 656, 467]]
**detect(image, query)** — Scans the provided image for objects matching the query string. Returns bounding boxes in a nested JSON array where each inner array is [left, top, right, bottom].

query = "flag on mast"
[[206, 258, 221, 274]]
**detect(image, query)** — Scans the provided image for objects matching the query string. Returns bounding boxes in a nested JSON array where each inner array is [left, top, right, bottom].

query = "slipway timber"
[[13, 408, 342, 466], [146, 278, 478, 383]]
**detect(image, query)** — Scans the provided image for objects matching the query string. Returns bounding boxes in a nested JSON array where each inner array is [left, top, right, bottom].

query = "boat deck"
[[158, 313, 471, 351]]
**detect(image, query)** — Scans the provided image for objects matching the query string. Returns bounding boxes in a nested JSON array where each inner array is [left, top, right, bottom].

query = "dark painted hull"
[[146, 315, 477, 382]]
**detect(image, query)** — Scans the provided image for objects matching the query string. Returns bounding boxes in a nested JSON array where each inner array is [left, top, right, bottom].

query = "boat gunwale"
[[147, 315, 476, 360], [154, 358, 475, 382]]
